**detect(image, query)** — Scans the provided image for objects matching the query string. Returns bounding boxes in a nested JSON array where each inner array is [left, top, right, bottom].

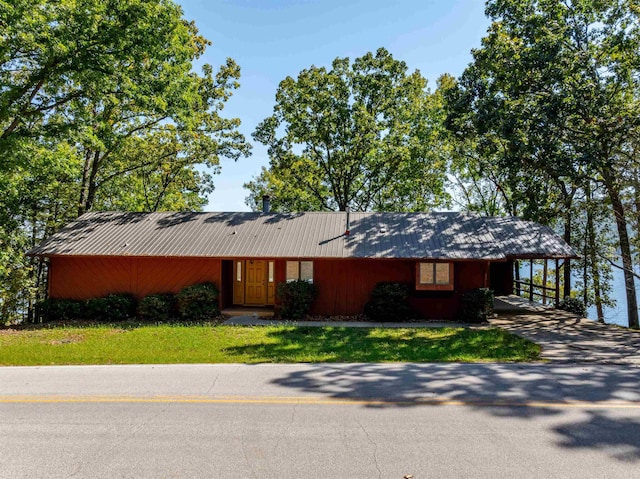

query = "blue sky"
[[178, 0, 491, 211]]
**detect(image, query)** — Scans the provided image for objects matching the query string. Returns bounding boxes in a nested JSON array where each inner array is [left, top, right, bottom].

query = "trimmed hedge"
[[276, 280, 317, 320], [36, 294, 137, 322], [36, 298, 85, 322], [176, 283, 219, 320], [86, 294, 137, 322], [558, 296, 587, 317], [137, 293, 175, 322], [36, 284, 222, 323], [458, 288, 494, 323], [363, 282, 413, 322]]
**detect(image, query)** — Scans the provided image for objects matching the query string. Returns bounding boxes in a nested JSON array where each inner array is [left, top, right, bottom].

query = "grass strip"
[[0, 325, 540, 365]]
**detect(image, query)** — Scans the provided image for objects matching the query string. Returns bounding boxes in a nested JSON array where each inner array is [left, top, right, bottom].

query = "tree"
[[0, 0, 249, 322], [446, 0, 640, 328], [92, 128, 218, 212], [247, 48, 448, 212]]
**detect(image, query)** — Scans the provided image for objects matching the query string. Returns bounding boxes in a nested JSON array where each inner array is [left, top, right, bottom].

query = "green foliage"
[[176, 283, 219, 320], [36, 298, 85, 322], [458, 288, 494, 324], [276, 280, 318, 320], [247, 48, 448, 212], [446, 0, 640, 328], [136, 294, 176, 322], [86, 294, 137, 322], [558, 297, 587, 318], [363, 282, 413, 322], [0, 0, 249, 323]]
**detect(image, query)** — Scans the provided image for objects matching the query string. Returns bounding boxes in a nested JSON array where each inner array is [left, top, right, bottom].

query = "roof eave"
[[506, 254, 581, 260]]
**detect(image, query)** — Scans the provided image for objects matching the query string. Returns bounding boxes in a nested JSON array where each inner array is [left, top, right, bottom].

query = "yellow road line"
[[0, 395, 639, 408]]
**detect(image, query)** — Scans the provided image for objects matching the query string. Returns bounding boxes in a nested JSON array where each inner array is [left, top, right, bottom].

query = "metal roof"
[[27, 211, 578, 260]]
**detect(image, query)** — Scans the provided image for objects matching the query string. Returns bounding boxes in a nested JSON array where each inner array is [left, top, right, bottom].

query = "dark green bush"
[[176, 283, 219, 320], [363, 282, 413, 322], [36, 298, 85, 322], [558, 296, 587, 317], [458, 288, 494, 323], [137, 294, 175, 322], [276, 280, 317, 320], [86, 294, 137, 322]]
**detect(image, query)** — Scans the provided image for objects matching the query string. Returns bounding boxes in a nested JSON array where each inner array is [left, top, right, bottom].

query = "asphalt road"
[[1, 363, 639, 478]]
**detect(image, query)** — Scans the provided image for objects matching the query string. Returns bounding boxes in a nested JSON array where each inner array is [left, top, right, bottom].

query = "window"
[[286, 260, 313, 283], [236, 261, 242, 282], [268, 261, 274, 282], [416, 262, 453, 290]]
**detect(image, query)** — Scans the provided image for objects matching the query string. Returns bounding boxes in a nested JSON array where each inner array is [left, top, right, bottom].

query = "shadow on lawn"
[[221, 326, 538, 363]]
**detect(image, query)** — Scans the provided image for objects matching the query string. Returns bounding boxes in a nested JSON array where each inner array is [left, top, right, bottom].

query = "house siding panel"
[[49, 256, 488, 319], [49, 256, 133, 300], [49, 256, 221, 300], [134, 257, 221, 297], [311, 258, 415, 316], [309, 259, 487, 319]]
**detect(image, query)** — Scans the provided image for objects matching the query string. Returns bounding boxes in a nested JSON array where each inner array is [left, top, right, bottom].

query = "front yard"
[[0, 324, 540, 365]]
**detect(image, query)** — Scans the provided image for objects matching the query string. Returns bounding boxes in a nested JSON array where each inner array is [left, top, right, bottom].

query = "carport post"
[[555, 259, 560, 307], [529, 260, 534, 302], [542, 259, 548, 305]]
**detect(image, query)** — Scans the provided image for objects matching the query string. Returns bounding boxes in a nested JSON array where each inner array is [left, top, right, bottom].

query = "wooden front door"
[[245, 260, 267, 305]]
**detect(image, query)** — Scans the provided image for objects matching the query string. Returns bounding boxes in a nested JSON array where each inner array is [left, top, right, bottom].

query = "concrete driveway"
[[490, 309, 640, 365]]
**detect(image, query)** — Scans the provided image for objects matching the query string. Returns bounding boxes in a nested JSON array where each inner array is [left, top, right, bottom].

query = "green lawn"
[[0, 324, 540, 365]]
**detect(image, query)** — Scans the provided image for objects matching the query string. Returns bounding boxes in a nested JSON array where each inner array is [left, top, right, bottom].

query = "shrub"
[[176, 283, 219, 320], [558, 296, 587, 317], [363, 282, 413, 322], [458, 288, 494, 324], [86, 294, 137, 322], [36, 298, 85, 322], [137, 294, 175, 322], [276, 280, 317, 320]]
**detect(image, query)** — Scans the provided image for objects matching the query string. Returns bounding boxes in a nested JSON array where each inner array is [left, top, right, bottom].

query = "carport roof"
[[27, 211, 578, 260]]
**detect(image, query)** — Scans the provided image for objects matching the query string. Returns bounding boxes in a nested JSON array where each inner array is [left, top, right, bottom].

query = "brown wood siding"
[[49, 256, 221, 300], [456, 261, 488, 290], [49, 256, 132, 300], [49, 256, 491, 319], [308, 259, 487, 319], [311, 259, 415, 316]]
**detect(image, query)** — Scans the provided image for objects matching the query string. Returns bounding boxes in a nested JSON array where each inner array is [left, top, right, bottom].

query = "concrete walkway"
[[490, 311, 640, 365], [493, 295, 556, 314], [222, 316, 468, 328]]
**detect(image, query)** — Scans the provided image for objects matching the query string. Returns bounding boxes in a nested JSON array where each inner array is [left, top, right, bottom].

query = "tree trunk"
[[78, 149, 94, 216], [85, 151, 101, 212], [563, 213, 571, 299], [586, 182, 605, 322], [633, 168, 640, 234], [78, 150, 101, 216], [605, 178, 639, 329]]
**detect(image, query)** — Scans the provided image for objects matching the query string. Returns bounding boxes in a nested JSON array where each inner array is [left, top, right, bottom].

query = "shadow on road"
[[266, 362, 640, 462]]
